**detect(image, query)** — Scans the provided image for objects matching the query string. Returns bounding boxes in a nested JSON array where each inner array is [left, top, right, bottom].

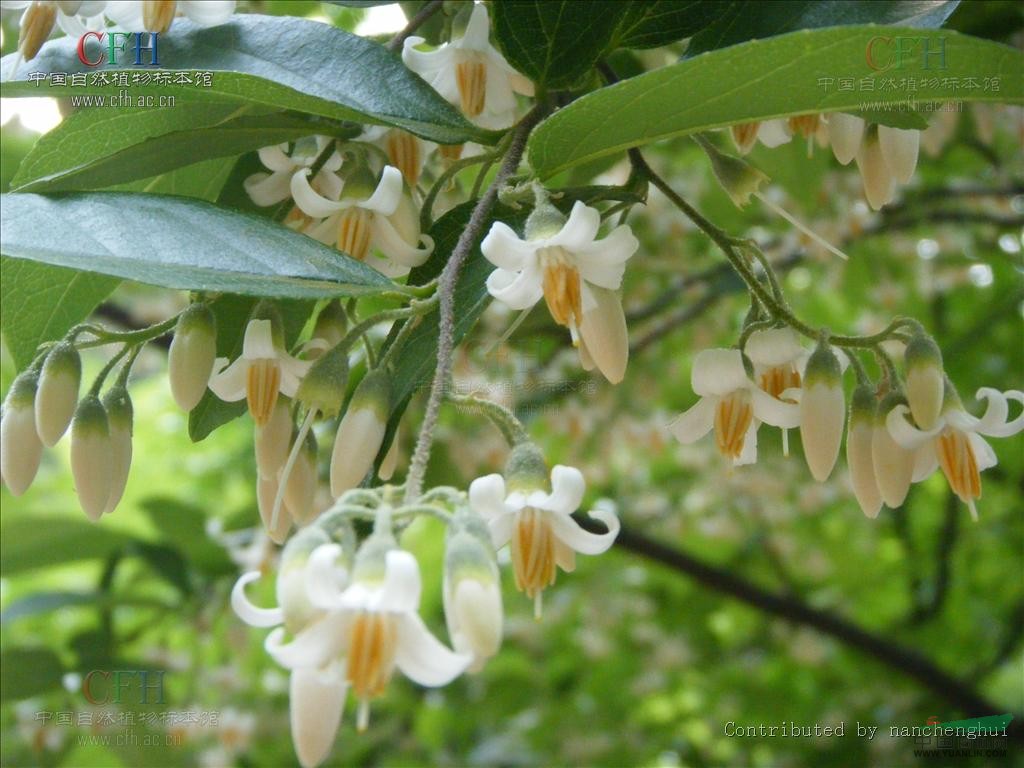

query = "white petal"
[[878, 125, 920, 184], [207, 357, 248, 402], [487, 513, 515, 549], [872, 424, 915, 507], [257, 144, 295, 173], [800, 383, 846, 482], [103, 0, 144, 31], [458, 2, 491, 51], [358, 166, 403, 216], [468, 474, 509, 519], [745, 327, 804, 367], [751, 387, 800, 429], [969, 432, 998, 472], [231, 571, 284, 628], [972, 388, 1024, 437], [886, 404, 943, 450], [847, 422, 882, 518], [244, 171, 293, 207], [575, 225, 639, 291], [277, 354, 312, 398], [242, 319, 277, 360], [668, 396, 716, 444], [546, 506, 619, 555], [265, 613, 347, 670], [543, 465, 586, 514], [756, 119, 792, 148], [856, 131, 895, 210], [827, 113, 865, 165], [374, 549, 422, 613], [289, 664, 347, 768], [329, 408, 386, 497], [371, 215, 432, 268], [548, 201, 601, 252], [486, 264, 544, 310], [577, 286, 628, 384], [481, 221, 537, 271], [735, 420, 759, 466], [911, 442, 939, 482], [291, 169, 348, 218], [180, 0, 235, 26], [304, 544, 349, 611], [691, 348, 749, 397], [395, 612, 470, 687]]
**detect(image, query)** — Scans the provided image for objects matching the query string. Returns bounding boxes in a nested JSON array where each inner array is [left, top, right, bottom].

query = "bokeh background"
[[1, 2, 1022, 767]]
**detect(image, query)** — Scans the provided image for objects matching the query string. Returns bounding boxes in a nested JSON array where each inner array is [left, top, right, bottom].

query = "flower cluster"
[[670, 327, 1022, 520]]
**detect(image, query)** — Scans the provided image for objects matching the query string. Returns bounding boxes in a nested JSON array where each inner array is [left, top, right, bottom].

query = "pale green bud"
[[102, 387, 133, 514], [846, 385, 882, 518], [800, 340, 845, 481], [71, 394, 113, 522], [1, 370, 43, 496], [312, 302, 347, 350], [329, 370, 390, 497], [297, 344, 349, 418], [285, 430, 319, 526], [444, 514, 502, 670], [35, 342, 81, 446], [904, 334, 944, 430], [168, 303, 217, 411], [701, 139, 769, 208], [503, 442, 548, 493]]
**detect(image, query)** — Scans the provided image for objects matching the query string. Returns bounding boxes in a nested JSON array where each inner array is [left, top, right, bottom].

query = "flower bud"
[[444, 513, 502, 671], [279, 527, 332, 634], [312, 302, 347, 351], [256, 399, 292, 478], [168, 303, 217, 411], [827, 112, 865, 166], [846, 386, 882, 518], [799, 340, 845, 482], [872, 392, 915, 508], [18, 0, 57, 61], [503, 442, 548, 493], [35, 342, 81, 446], [102, 386, 133, 514], [285, 431, 318, 526], [577, 285, 629, 384], [1, 370, 43, 496], [258, 473, 291, 544], [290, 664, 346, 768], [143, 0, 177, 34], [378, 435, 400, 481], [855, 126, 894, 210], [877, 125, 920, 185], [904, 334, 944, 431], [296, 344, 349, 418], [329, 370, 390, 497], [71, 395, 113, 521], [701, 139, 769, 208]]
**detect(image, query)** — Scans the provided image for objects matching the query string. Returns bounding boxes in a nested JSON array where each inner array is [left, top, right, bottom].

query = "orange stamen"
[[385, 130, 422, 187], [455, 58, 487, 117], [347, 611, 399, 700], [511, 507, 557, 599], [337, 207, 373, 261], [246, 360, 281, 427], [937, 428, 981, 505], [714, 390, 754, 459]]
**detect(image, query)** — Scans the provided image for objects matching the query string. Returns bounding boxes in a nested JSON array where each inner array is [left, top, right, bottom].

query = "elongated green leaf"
[[613, 1, 723, 50], [0, 15, 495, 145], [0, 258, 118, 369], [0, 647, 64, 701], [0, 515, 132, 575], [0, 192, 394, 298], [12, 103, 358, 192], [492, 1, 628, 89], [528, 27, 1023, 178], [686, 1, 960, 57]]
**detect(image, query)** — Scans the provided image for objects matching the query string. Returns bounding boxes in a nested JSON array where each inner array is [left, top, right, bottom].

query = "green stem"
[[73, 314, 179, 349], [89, 346, 131, 397], [448, 393, 530, 446], [420, 149, 504, 231]]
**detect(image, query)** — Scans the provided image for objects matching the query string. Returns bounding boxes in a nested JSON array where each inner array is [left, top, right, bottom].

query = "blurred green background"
[[1, 2, 1022, 767]]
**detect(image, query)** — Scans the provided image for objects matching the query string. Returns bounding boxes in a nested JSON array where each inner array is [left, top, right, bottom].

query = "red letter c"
[[77, 31, 104, 67]]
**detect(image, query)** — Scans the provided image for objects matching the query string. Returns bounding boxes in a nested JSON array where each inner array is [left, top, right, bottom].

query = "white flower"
[[886, 387, 1023, 520], [481, 200, 637, 382], [729, 119, 792, 154], [847, 386, 883, 519], [293, 165, 433, 276], [402, 3, 533, 129], [104, 0, 234, 33], [359, 126, 428, 188], [0, 370, 43, 496], [265, 543, 470, 734], [827, 113, 866, 166], [854, 124, 921, 210], [443, 518, 502, 671], [244, 137, 342, 210], [70, 394, 112, 521], [468, 462, 619, 617], [669, 348, 800, 465], [208, 318, 311, 427], [3, 1, 106, 60]]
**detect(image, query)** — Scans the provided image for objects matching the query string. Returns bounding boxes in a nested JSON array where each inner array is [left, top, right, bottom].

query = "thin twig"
[[387, 0, 444, 53]]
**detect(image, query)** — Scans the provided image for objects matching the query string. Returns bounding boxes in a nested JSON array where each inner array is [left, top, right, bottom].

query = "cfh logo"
[[926, 715, 942, 726], [76, 32, 160, 67], [866, 36, 947, 72], [82, 669, 165, 705]]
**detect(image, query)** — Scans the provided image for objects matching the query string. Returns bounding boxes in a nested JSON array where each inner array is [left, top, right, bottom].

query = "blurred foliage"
[[1, 2, 1023, 768]]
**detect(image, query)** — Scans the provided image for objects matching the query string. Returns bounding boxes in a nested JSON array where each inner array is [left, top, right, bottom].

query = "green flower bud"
[[36, 342, 81, 446], [102, 386, 133, 514], [1, 370, 43, 496], [524, 186, 566, 241], [297, 344, 349, 418], [71, 394, 113, 522], [904, 334, 944, 430], [846, 385, 882, 518], [312, 302, 347, 350], [701, 139, 769, 208], [168, 303, 217, 411], [504, 442, 548, 493], [444, 512, 502, 670]]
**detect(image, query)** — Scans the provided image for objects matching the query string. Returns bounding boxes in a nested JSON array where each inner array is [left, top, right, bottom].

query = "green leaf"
[[0, 514, 132, 575], [0, 192, 394, 299], [0, 647, 64, 701], [114, 156, 238, 200], [0, 258, 118, 370], [613, 1, 722, 50], [138, 497, 235, 577], [0, 15, 495, 146], [187, 296, 314, 442], [527, 27, 1024, 178], [686, 1, 960, 57], [11, 103, 358, 192], [0, 591, 172, 622], [492, 1, 629, 89]]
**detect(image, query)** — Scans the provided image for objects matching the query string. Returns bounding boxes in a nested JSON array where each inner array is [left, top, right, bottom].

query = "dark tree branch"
[[909, 490, 960, 626], [387, 0, 444, 53]]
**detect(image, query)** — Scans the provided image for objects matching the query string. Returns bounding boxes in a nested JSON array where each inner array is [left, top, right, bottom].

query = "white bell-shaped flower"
[[746, 327, 806, 456], [826, 112, 866, 166], [469, 447, 619, 618], [443, 515, 503, 671], [872, 393, 916, 508], [846, 386, 883, 518], [104, 0, 235, 34], [402, 3, 534, 129], [886, 385, 1023, 520], [877, 125, 920, 185], [208, 318, 312, 427], [244, 137, 343, 210], [0, 370, 43, 496], [670, 348, 800, 465], [729, 119, 791, 154]]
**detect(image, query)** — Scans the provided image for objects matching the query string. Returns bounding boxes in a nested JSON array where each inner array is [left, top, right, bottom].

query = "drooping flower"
[[468, 444, 619, 617], [903, 334, 944, 431], [329, 369, 389, 497], [168, 303, 217, 412], [402, 3, 534, 129], [359, 126, 427, 188], [293, 164, 433, 276], [481, 199, 638, 383], [728, 119, 792, 154], [244, 137, 343, 211], [886, 383, 1023, 520], [35, 341, 80, 447], [669, 348, 800, 465], [797, 340, 846, 482], [208, 314, 312, 428], [846, 385, 883, 518], [854, 124, 921, 210], [104, 0, 235, 34], [443, 512, 502, 671], [70, 394, 112, 521], [1, 369, 43, 496], [871, 392, 916, 508], [3, 1, 107, 63], [745, 327, 805, 455], [102, 386, 133, 514], [827, 112, 866, 165]]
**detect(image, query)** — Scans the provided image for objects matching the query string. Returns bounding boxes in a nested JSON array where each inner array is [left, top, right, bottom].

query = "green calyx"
[[875, 391, 907, 426], [349, 369, 392, 420], [73, 394, 110, 437], [504, 442, 549, 493], [849, 384, 877, 426], [313, 301, 348, 347], [42, 341, 81, 382], [524, 185, 567, 241], [102, 386, 134, 433], [445, 528, 499, 585], [940, 375, 965, 414], [804, 339, 842, 389], [904, 334, 943, 373], [5, 369, 39, 409], [177, 302, 216, 340], [282, 525, 331, 568], [297, 344, 350, 417], [340, 160, 379, 202], [700, 137, 769, 208], [352, 533, 397, 585]]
